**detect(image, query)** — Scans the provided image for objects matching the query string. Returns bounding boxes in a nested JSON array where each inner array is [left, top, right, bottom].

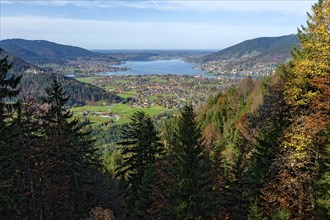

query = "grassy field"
[[72, 105, 110, 112], [71, 105, 111, 126], [117, 89, 137, 99], [75, 77, 99, 84], [111, 103, 166, 116], [71, 103, 167, 126]]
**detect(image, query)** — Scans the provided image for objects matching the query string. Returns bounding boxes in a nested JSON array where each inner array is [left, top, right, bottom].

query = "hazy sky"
[[1, 0, 316, 50]]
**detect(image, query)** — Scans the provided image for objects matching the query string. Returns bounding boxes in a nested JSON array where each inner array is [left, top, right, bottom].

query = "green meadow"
[[75, 77, 99, 84], [71, 103, 167, 126], [117, 89, 137, 99]]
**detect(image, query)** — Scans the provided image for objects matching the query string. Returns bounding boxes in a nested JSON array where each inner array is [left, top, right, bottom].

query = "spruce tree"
[[162, 104, 216, 219], [131, 165, 157, 219], [247, 71, 289, 197], [248, 200, 266, 220], [38, 77, 98, 219], [18, 98, 51, 219], [116, 111, 163, 217], [0, 57, 22, 218]]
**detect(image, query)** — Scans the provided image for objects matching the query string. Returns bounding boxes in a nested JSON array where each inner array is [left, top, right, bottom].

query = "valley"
[[72, 74, 240, 126], [0, 36, 297, 126], [1, 1, 329, 219]]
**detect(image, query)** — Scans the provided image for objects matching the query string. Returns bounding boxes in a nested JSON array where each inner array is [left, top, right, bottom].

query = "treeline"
[[20, 73, 122, 106], [0, 59, 122, 219]]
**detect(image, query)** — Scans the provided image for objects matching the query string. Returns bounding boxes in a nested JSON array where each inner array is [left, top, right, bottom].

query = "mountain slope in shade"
[[0, 48, 121, 106], [0, 38, 99, 64], [0, 47, 45, 73], [201, 34, 299, 63]]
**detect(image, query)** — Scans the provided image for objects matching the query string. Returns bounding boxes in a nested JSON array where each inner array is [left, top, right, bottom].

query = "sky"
[[0, 0, 317, 50]]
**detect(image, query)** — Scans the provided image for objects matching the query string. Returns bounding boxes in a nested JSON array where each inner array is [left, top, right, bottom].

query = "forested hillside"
[[0, 0, 329, 219], [0, 48, 121, 106], [0, 38, 100, 64], [0, 48, 44, 73], [20, 73, 122, 106]]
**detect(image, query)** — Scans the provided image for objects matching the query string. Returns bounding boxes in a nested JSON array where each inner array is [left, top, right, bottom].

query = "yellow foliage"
[[284, 126, 313, 160], [285, 0, 330, 107]]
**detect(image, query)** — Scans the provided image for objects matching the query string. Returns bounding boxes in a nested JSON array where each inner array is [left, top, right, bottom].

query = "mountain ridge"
[[0, 38, 100, 64], [201, 34, 298, 62], [195, 34, 299, 76]]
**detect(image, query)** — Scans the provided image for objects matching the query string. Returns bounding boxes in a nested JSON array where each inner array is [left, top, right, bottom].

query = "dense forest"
[[0, 48, 122, 106], [0, 0, 329, 219]]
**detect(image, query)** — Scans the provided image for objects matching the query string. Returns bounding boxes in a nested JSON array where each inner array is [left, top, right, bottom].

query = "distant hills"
[[195, 34, 299, 76], [201, 34, 299, 62], [0, 35, 300, 78], [0, 48, 121, 106], [0, 39, 100, 64]]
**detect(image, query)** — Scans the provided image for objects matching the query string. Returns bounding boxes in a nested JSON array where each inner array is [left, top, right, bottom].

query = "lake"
[[99, 59, 205, 75]]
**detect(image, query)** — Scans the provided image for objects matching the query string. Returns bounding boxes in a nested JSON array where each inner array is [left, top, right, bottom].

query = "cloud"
[[3, 0, 316, 15], [160, 1, 315, 15], [1, 15, 297, 49]]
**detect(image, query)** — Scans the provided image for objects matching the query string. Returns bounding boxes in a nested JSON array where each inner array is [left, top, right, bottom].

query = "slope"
[[201, 34, 299, 63], [196, 34, 299, 76], [0, 39, 100, 64], [0, 48, 121, 106]]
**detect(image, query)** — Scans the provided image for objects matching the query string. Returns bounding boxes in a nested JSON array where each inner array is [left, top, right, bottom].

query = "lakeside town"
[[41, 57, 129, 75], [196, 60, 277, 77]]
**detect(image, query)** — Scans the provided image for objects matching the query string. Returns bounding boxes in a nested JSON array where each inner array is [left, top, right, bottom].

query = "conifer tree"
[[38, 77, 98, 219], [131, 165, 157, 219], [316, 127, 330, 218], [18, 97, 51, 219], [219, 130, 252, 219], [116, 111, 163, 217], [248, 200, 266, 220], [0, 57, 22, 218], [247, 72, 290, 197], [162, 104, 216, 219]]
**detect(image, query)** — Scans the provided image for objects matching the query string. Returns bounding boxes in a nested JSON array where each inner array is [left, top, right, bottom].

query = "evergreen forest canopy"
[[0, 0, 329, 219]]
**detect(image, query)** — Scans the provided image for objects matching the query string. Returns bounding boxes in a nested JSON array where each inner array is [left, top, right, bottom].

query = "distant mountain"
[[0, 48, 121, 106], [201, 34, 299, 63], [0, 39, 99, 64], [195, 34, 299, 76]]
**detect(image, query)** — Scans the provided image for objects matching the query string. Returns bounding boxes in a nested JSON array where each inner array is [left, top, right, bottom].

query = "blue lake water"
[[99, 59, 205, 75]]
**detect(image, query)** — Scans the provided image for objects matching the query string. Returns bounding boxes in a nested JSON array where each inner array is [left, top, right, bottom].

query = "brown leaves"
[[261, 168, 316, 219], [85, 206, 116, 220]]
